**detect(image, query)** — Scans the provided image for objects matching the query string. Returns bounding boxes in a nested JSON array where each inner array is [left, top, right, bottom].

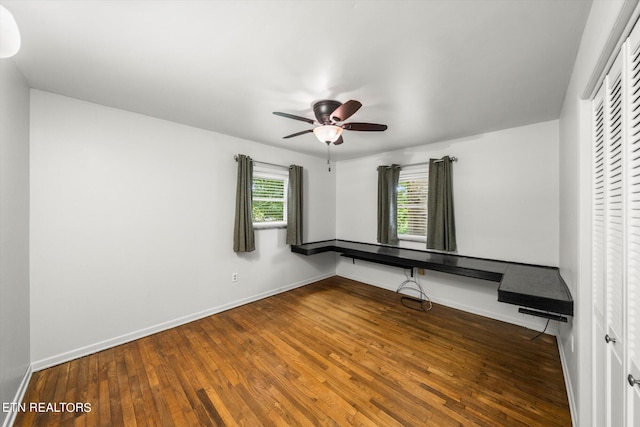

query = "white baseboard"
[[31, 273, 334, 372], [336, 272, 559, 335], [2, 364, 33, 427], [557, 337, 577, 427]]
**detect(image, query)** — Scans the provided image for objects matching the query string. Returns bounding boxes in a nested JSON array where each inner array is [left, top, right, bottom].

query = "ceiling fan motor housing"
[[313, 100, 342, 124]]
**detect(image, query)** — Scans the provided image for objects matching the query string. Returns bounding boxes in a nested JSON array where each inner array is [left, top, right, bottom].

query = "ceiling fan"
[[273, 99, 387, 146]]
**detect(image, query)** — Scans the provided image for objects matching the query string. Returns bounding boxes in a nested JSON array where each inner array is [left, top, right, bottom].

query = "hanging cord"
[[530, 318, 551, 341], [326, 142, 331, 172], [397, 268, 432, 312]]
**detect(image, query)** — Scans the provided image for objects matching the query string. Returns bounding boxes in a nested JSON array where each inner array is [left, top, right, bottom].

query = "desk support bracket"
[[518, 308, 568, 323]]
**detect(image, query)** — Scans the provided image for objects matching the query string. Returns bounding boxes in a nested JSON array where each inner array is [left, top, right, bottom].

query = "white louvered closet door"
[[604, 51, 626, 427], [592, 84, 607, 427], [625, 22, 640, 427], [593, 20, 640, 427]]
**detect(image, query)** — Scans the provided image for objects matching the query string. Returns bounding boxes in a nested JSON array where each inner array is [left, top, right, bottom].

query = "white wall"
[[29, 90, 336, 367], [0, 60, 31, 426], [558, 1, 626, 426], [337, 120, 560, 264], [335, 120, 560, 330]]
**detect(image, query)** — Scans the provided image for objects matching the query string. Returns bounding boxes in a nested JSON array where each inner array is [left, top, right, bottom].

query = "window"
[[252, 166, 288, 228], [397, 166, 428, 241]]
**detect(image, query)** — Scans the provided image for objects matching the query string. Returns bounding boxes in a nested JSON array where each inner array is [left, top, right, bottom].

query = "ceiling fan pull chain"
[[326, 142, 331, 172]]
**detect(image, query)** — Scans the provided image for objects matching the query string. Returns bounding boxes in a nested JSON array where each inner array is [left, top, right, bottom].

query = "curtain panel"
[[286, 165, 303, 245], [426, 156, 457, 252], [377, 164, 401, 245], [233, 154, 255, 252]]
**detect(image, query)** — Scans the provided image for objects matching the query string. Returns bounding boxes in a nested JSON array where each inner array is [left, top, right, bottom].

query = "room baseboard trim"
[[1, 364, 33, 427], [557, 337, 577, 427], [31, 273, 334, 372], [336, 272, 559, 335]]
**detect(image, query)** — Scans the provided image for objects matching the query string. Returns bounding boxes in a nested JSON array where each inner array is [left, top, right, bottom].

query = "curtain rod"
[[233, 155, 290, 170], [401, 157, 458, 168]]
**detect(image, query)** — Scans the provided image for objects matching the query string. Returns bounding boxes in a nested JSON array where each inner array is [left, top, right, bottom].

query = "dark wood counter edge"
[[291, 239, 574, 316], [292, 240, 503, 282], [337, 251, 505, 282], [498, 290, 574, 317], [291, 239, 554, 269]]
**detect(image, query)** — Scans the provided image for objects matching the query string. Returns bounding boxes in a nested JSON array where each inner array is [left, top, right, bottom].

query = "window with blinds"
[[397, 166, 428, 241], [252, 167, 288, 228]]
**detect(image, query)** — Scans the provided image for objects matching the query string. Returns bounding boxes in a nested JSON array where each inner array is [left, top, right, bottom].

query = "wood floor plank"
[[13, 276, 571, 426], [82, 353, 99, 427], [114, 347, 136, 427], [97, 351, 113, 426]]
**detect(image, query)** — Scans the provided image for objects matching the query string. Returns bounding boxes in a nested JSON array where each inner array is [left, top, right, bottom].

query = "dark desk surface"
[[291, 239, 573, 316]]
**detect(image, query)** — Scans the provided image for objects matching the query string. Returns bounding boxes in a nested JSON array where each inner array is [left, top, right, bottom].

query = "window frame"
[[397, 165, 428, 242], [252, 166, 288, 229]]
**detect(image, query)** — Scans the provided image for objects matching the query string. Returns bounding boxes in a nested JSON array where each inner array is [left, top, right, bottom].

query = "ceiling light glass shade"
[[0, 5, 21, 59], [313, 125, 343, 143]]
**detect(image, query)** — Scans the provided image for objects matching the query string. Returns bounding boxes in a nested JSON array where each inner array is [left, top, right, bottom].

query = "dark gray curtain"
[[233, 154, 255, 252], [377, 164, 401, 245], [286, 165, 303, 245], [427, 156, 457, 251]]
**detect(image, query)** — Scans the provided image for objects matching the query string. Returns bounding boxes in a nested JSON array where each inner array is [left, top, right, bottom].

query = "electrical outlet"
[[232, 273, 238, 282]]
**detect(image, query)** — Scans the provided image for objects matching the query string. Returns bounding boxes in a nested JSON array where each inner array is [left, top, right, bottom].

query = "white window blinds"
[[397, 167, 428, 240], [252, 167, 288, 227]]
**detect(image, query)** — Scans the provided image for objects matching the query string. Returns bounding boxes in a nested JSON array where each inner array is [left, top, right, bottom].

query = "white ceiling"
[[4, 0, 592, 161]]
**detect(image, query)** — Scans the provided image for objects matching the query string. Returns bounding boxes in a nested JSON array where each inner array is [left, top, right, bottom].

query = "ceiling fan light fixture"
[[0, 5, 21, 59], [313, 125, 343, 143]]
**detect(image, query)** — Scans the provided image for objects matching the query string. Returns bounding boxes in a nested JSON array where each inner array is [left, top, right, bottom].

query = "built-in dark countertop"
[[291, 239, 573, 316]]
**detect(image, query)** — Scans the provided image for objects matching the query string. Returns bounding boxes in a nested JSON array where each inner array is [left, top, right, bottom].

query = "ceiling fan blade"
[[330, 100, 362, 122], [283, 129, 314, 139], [333, 135, 344, 145], [343, 122, 388, 131], [273, 111, 316, 125]]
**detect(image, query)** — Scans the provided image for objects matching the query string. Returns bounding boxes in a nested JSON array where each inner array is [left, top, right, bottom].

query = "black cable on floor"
[[530, 318, 551, 341]]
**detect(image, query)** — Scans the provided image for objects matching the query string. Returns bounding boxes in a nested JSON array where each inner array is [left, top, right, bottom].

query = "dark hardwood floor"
[[13, 276, 571, 426]]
